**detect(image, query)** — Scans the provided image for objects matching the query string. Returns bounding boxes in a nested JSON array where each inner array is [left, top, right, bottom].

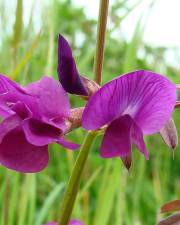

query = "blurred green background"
[[0, 0, 179, 225]]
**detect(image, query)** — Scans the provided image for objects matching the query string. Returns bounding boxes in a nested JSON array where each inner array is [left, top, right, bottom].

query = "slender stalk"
[[59, 1, 109, 224], [3, 174, 10, 225], [59, 131, 97, 225], [94, 0, 109, 85]]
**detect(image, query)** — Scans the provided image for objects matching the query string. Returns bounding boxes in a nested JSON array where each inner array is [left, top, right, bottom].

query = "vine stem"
[[59, 0, 109, 224], [59, 131, 97, 225], [94, 0, 109, 85]]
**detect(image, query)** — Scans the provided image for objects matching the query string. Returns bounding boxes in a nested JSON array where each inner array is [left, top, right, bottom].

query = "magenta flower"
[[58, 34, 88, 96], [0, 75, 79, 173], [82, 70, 176, 159], [57, 35, 99, 97], [43, 219, 84, 225]]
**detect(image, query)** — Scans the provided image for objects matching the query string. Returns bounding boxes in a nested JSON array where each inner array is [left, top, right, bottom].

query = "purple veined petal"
[[0, 75, 38, 118], [0, 74, 27, 96], [57, 137, 80, 150], [0, 128, 49, 173], [22, 118, 78, 149], [25, 76, 70, 119], [57, 34, 88, 96], [22, 118, 63, 146], [10, 101, 32, 119], [0, 74, 32, 106], [0, 104, 15, 118], [100, 115, 132, 158], [100, 115, 149, 159], [0, 114, 21, 143], [82, 70, 176, 135], [47, 115, 67, 133], [131, 119, 149, 160]]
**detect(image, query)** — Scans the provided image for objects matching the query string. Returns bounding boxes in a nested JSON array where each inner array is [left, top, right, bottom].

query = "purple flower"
[[57, 34, 88, 96], [82, 70, 176, 159], [0, 75, 79, 173], [57, 35, 99, 97], [43, 219, 84, 225]]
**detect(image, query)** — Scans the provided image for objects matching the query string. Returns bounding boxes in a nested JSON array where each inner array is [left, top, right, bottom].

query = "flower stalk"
[[94, 0, 109, 85], [58, 1, 109, 224], [58, 131, 97, 225]]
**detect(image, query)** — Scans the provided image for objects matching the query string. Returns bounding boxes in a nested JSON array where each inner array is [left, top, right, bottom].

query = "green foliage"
[[0, 0, 179, 225]]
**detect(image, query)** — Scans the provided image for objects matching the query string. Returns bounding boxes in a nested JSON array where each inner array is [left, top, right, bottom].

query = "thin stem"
[[59, 131, 97, 225], [3, 174, 10, 225], [94, 0, 109, 85], [58, 1, 109, 224]]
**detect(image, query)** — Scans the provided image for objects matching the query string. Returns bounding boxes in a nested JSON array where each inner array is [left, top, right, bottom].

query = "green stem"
[[59, 1, 109, 224], [59, 131, 97, 225], [94, 0, 109, 85], [3, 173, 10, 225]]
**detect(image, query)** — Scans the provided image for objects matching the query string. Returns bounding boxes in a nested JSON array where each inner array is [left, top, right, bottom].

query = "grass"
[[0, 0, 179, 225]]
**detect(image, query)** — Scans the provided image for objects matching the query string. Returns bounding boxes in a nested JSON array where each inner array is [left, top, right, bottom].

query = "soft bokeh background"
[[0, 0, 179, 225]]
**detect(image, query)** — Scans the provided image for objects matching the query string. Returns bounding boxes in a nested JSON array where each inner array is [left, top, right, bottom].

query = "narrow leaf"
[[12, 0, 23, 50], [11, 30, 41, 80], [35, 183, 64, 225]]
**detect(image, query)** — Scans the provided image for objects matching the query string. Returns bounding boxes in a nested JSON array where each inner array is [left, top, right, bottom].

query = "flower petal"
[[0, 129, 49, 173], [69, 220, 84, 225], [0, 105, 14, 118], [83, 70, 176, 135], [0, 74, 31, 106], [131, 120, 149, 159], [25, 76, 70, 120], [11, 101, 32, 119], [100, 115, 132, 158], [0, 114, 21, 143], [0, 74, 27, 96], [100, 115, 149, 159], [57, 137, 80, 150], [0, 75, 37, 119], [22, 118, 62, 146], [57, 34, 88, 95]]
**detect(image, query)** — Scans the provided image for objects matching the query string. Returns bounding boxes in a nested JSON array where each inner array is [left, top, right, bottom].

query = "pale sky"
[[2, 0, 180, 48], [73, 0, 180, 48]]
